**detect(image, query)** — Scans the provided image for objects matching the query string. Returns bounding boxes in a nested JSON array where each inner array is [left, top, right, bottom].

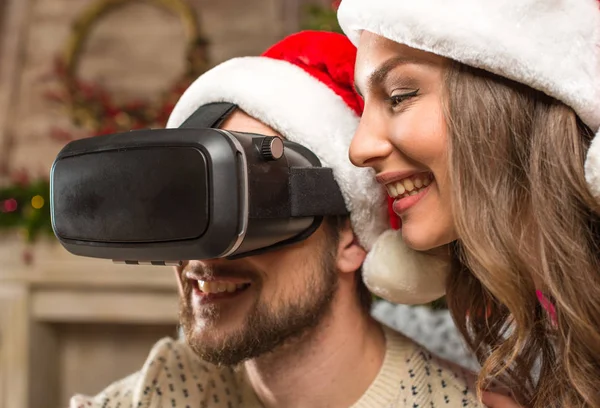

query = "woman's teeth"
[[387, 173, 433, 199], [197, 280, 248, 294]]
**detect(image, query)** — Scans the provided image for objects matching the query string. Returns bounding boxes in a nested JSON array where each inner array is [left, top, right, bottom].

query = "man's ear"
[[336, 219, 367, 275]]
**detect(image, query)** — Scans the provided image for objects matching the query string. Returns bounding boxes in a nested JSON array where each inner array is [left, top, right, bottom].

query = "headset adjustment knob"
[[260, 136, 284, 161]]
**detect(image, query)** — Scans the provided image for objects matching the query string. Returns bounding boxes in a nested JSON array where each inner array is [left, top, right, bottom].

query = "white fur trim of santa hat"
[[338, 0, 600, 201], [166, 56, 390, 252]]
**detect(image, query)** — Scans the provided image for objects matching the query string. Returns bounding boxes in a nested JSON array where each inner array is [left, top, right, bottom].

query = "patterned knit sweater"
[[69, 325, 484, 408]]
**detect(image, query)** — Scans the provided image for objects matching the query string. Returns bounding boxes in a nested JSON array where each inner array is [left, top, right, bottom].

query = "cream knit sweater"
[[69, 325, 484, 408]]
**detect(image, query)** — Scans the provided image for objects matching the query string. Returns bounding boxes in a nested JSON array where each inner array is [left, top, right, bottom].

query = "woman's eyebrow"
[[355, 56, 419, 96]]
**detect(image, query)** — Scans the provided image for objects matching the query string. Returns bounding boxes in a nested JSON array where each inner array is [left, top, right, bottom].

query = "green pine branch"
[[0, 179, 53, 242], [300, 4, 343, 33]]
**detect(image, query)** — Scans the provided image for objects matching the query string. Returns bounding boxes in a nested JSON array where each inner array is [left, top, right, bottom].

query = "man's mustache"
[[181, 261, 262, 285]]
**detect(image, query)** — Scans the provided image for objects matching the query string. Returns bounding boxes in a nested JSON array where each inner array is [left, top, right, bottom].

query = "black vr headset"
[[50, 102, 348, 266]]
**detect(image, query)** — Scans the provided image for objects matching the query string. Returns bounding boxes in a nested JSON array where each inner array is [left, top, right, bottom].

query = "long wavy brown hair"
[[442, 61, 600, 407]]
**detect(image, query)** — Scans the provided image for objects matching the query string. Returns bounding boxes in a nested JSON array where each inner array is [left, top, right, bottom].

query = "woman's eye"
[[388, 89, 419, 108]]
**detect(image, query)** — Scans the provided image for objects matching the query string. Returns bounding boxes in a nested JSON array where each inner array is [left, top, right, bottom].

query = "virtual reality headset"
[[50, 102, 349, 265]]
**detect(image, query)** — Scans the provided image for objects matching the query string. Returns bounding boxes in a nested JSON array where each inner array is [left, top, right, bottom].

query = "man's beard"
[[178, 245, 339, 366]]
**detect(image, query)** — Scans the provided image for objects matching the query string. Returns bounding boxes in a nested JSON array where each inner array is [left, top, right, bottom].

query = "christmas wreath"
[[48, 0, 210, 139]]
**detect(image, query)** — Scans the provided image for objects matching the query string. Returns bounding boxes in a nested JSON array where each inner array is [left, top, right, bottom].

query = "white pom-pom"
[[585, 129, 600, 201], [363, 229, 450, 305]]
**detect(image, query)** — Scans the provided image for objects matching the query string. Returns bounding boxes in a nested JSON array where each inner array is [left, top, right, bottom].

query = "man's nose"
[[186, 258, 221, 269]]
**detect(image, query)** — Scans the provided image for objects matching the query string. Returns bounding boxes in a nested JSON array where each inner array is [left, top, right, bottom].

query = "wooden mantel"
[[0, 233, 180, 408]]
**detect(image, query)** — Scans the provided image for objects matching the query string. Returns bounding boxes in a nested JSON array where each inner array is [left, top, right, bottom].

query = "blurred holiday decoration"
[[0, 171, 51, 263], [301, 0, 343, 33], [0, 170, 50, 241]]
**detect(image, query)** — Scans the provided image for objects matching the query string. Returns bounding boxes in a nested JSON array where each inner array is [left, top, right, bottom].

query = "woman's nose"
[[349, 111, 394, 168]]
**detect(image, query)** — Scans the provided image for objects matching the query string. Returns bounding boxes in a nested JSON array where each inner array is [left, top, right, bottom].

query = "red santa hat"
[[167, 30, 449, 305]]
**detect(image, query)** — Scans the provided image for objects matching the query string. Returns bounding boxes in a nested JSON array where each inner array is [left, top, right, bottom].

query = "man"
[[70, 31, 483, 408]]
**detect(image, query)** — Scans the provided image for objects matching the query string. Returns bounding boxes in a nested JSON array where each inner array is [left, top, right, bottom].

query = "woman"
[[336, 1, 600, 407]]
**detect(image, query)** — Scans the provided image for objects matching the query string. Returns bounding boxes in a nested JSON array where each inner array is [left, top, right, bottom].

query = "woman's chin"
[[401, 226, 455, 252]]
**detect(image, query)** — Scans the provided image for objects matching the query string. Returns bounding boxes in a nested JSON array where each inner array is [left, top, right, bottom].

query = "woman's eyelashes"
[[388, 88, 420, 110]]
